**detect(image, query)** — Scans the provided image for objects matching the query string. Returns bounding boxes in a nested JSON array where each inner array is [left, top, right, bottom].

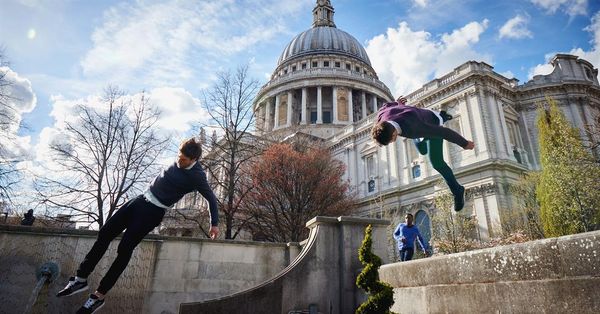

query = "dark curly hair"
[[179, 137, 202, 160], [371, 122, 396, 146]]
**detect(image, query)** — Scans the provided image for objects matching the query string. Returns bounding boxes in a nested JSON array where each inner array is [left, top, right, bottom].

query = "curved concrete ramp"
[[179, 216, 389, 314]]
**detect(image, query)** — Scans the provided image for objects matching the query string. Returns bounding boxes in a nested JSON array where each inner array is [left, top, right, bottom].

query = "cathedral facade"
[[254, 0, 600, 246]]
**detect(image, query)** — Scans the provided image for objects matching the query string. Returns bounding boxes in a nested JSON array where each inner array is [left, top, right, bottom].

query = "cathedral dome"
[[276, 0, 371, 67], [277, 27, 371, 67]]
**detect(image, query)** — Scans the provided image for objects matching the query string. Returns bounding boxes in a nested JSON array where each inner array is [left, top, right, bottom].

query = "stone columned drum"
[[254, 0, 393, 139]]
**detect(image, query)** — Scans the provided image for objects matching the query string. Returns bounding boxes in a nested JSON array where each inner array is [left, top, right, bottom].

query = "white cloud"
[[499, 14, 533, 39], [530, 0, 588, 17], [146, 87, 211, 133], [499, 70, 515, 78], [15, 0, 58, 8], [573, 10, 600, 69], [528, 62, 555, 79], [413, 0, 428, 8], [0, 67, 37, 157], [366, 20, 491, 97], [527, 11, 600, 79], [80, 0, 309, 88], [39, 86, 209, 165]]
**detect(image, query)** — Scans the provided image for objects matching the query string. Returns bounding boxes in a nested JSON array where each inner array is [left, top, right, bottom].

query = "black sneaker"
[[413, 139, 428, 155], [56, 277, 88, 297], [76, 294, 105, 314], [440, 110, 453, 123], [454, 186, 465, 212]]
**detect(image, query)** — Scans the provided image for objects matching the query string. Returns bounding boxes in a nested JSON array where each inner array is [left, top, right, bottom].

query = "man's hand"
[[209, 226, 219, 239], [464, 140, 475, 150]]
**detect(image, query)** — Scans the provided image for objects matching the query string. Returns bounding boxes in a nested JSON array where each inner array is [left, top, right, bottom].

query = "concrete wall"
[[0, 224, 299, 314], [379, 230, 600, 313], [145, 237, 300, 313], [180, 216, 390, 314]]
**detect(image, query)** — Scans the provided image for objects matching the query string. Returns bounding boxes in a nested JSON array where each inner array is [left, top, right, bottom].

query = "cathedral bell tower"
[[312, 0, 336, 28]]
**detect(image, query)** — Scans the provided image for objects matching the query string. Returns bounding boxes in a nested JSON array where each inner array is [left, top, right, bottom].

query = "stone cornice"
[[354, 159, 528, 207], [405, 61, 518, 107], [513, 83, 600, 111], [255, 68, 393, 106], [274, 53, 377, 79], [409, 73, 517, 108], [405, 69, 600, 114]]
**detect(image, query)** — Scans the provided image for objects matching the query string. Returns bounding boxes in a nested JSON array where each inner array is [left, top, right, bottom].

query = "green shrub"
[[537, 98, 600, 236], [356, 225, 396, 314]]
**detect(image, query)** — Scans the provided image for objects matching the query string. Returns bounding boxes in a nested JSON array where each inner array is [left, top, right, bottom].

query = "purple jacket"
[[376, 101, 469, 147]]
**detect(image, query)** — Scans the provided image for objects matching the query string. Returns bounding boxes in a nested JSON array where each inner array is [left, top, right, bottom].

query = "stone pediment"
[[503, 102, 519, 119], [360, 142, 378, 155]]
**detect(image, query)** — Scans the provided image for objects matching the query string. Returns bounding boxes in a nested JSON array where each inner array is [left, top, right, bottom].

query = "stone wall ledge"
[[387, 277, 600, 313], [380, 230, 600, 287], [379, 230, 600, 313], [0, 224, 294, 248]]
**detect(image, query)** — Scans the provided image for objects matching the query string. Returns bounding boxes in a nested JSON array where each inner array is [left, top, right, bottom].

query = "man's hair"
[[371, 122, 396, 146], [405, 213, 413, 218], [179, 137, 202, 160]]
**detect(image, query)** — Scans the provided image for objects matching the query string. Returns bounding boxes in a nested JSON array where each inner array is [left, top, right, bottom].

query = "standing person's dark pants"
[[426, 138, 462, 196], [400, 247, 415, 261], [76, 196, 165, 294]]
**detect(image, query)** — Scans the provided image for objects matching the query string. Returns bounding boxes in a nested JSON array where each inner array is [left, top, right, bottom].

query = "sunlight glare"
[[27, 28, 36, 39]]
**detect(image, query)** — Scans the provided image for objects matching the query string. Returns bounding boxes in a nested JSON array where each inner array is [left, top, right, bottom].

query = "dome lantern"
[[312, 0, 336, 28]]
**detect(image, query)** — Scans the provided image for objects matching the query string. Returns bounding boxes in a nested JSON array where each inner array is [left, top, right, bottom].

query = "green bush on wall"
[[356, 224, 396, 314]]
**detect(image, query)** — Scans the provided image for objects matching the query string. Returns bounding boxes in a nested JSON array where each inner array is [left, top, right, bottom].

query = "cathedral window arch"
[[414, 210, 432, 245], [585, 67, 593, 80], [365, 155, 376, 193], [503, 103, 528, 165], [405, 138, 419, 164], [361, 144, 379, 195], [445, 115, 463, 166]]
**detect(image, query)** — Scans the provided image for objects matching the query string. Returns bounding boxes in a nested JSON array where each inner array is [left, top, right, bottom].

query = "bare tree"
[[163, 190, 214, 237], [34, 86, 169, 228], [0, 46, 12, 127], [193, 65, 262, 239], [0, 47, 21, 204]]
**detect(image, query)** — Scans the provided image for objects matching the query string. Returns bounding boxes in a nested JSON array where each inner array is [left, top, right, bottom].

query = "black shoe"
[[440, 110, 453, 123], [454, 186, 465, 212], [413, 139, 428, 155], [56, 277, 88, 297], [76, 294, 105, 314]]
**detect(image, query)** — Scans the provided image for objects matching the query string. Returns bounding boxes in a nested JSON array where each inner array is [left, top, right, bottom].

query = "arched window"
[[414, 210, 431, 245]]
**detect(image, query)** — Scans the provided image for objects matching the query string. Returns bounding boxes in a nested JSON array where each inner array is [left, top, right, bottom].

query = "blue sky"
[[1, 0, 599, 164]]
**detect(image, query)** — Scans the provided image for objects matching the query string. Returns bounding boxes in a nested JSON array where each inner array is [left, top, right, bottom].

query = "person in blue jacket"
[[393, 213, 429, 261]]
